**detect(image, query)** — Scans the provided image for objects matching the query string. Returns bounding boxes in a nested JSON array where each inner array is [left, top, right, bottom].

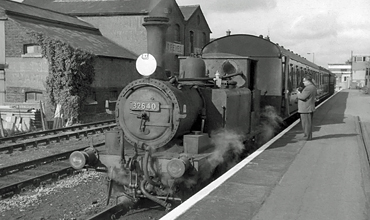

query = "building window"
[[343, 76, 347, 82], [22, 44, 42, 57], [85, 91, 97, 105], [24, 44, 42, 55], [25, 91, 43, 102], [109, 90, 118, 101], [174, 24, 181, 42], [190, 31, 194, 54], [355, 56, 366, 62], [201, 32, 207, 47]]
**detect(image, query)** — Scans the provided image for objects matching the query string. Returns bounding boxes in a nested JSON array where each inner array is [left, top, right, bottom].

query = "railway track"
[[0, 119, 115, 144], [0, 120, 116, 198], [0, 120, 116, 154], [0, 142, 105, 198]]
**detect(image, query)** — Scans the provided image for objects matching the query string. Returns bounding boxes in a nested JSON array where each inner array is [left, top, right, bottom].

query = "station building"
[[22, 0, 212, 76], [0, 0, 139, 130]]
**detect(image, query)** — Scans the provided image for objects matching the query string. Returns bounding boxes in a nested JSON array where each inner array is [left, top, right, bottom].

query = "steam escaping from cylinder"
[[208, 130, 246, 169], [257, 105, 285, 145], [108, 166, 131, 187], [198, 129, 246, 182], [199, 105, 284, 182]]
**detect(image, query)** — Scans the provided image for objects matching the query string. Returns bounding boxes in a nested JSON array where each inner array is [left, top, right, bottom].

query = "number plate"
[[129, 101, 160, 111]]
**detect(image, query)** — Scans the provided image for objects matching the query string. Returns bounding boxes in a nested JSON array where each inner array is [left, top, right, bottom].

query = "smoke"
[[257, 105, 285, 145]]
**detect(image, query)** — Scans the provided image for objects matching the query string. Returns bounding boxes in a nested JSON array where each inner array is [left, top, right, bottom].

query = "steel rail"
[[0, 124, 115, 153], [0, 164, 75, 198]]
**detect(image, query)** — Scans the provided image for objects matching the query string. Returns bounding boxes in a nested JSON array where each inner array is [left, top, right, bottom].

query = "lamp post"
[[307, 53, 315, 63]]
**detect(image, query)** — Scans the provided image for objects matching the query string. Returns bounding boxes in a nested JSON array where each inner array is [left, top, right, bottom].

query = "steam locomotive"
[[69, 17, 335, 209]]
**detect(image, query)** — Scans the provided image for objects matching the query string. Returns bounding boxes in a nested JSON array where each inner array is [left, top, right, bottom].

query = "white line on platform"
[[160, 91, 339, 220]]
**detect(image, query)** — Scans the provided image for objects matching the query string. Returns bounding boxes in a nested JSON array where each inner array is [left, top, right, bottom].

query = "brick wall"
[[5, 19, 38, 57], [5, 19, 48, 105], [90, 57, 139, 113]]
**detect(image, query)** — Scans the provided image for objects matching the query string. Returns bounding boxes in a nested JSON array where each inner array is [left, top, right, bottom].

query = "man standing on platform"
[[297, 75, 317, 140]]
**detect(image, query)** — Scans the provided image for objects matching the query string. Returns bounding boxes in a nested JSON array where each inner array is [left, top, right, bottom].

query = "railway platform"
[[160, 89, 370, 220]]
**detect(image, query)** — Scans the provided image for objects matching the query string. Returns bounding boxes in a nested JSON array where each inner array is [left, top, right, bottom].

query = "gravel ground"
[[0, 171, 108, 220]]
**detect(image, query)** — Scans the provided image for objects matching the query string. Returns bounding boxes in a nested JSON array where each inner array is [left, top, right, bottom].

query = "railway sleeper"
[[7, 146, 13, 154], [33, 178, 41, 187]]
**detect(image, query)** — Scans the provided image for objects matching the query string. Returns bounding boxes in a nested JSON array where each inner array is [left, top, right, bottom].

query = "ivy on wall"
[[30, 32, 95, 123]]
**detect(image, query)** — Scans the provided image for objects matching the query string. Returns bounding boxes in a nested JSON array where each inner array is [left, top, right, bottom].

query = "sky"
[[176, 0, 370, 67]]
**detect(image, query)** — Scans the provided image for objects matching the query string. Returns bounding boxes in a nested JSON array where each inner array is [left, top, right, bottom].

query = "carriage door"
[[288, 65, 299, 114], [282, 56, 290, 117], [0, 19, 5, 105]]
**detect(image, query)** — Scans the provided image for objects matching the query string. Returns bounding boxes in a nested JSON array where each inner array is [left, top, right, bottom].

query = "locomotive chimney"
[[142, 16, 169, 80]]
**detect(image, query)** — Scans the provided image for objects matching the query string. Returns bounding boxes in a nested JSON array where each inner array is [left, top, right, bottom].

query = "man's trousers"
[[300, 112, 313, 140]]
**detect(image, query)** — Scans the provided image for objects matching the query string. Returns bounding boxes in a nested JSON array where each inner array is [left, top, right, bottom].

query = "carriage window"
[[293, 68, 297, 88], [289, 67, 294, 91]]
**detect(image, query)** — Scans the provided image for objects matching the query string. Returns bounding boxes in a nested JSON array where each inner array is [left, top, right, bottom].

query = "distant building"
[[352, 55, 370, 89], [0, 0, 139, 122], [328, 55, 370, 90], [327, 64, 351, 89], [22, 0, 212, 76]]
